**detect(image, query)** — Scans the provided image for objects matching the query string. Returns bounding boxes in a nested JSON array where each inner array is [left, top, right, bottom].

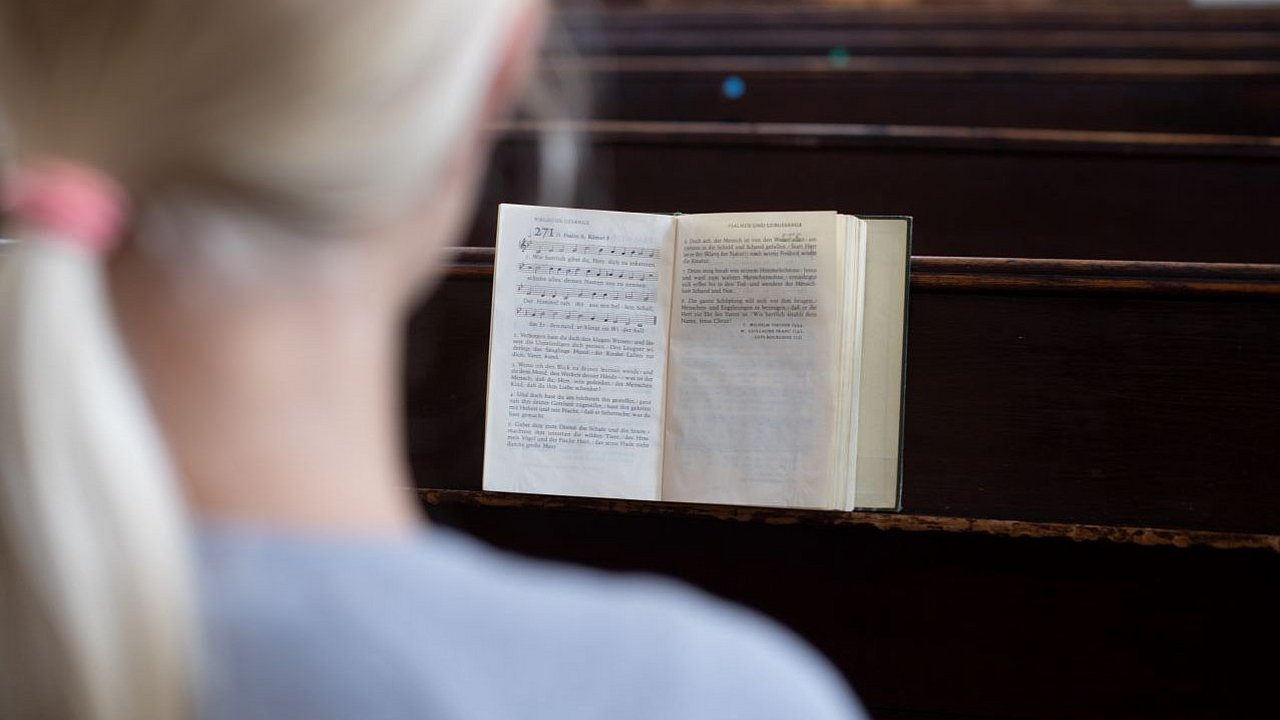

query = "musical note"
[[518, 263, 658, 282], [516, 284, 656, 303], [520, 238, 658, 259], [516, 307, 656, 327]]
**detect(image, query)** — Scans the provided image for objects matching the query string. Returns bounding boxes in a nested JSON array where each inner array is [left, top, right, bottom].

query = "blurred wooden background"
[[409, 2, 1280, 718]]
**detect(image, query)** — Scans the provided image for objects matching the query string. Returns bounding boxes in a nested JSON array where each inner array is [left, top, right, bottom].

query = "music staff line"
[[520, 237, 659, 259], [518, 262, 658, 282], [516, 307, 656, 327], [517, 283, 656, 303]]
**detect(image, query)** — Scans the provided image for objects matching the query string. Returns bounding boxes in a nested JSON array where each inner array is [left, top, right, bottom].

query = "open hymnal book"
[[483, 204, 909, 511]]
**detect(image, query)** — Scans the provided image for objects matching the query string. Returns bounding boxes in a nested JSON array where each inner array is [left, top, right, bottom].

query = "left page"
[[483, 204, 676, 500]]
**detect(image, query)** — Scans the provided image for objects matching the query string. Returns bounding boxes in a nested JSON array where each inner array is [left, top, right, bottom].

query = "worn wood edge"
[[491, 120, 1280, 159], [561, 21, 1280, 55], [567, 31, 1280, 56], [915, 255, 1280, 278], [910, 274, 1280, 297], [912, 256, 1280, 297], [559, 6, 1280, 30], [444, 248, 1280, 298], [419, 489, 1280, 553], [552, 54, 1280, 78]]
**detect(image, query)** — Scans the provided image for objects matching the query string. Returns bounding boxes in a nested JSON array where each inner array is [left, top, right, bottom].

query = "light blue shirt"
[[196, 524, 866, 720]]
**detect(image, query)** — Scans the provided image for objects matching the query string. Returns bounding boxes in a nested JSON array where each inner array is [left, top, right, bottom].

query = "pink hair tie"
[[3, 159, 128, 254]]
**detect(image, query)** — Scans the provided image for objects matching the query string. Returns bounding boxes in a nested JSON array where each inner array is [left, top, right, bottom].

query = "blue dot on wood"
[[721, 75, 746, 100]]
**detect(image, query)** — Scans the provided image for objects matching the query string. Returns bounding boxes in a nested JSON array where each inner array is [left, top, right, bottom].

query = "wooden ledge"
[[445, 248, 1280, 299], [552, 55, 1280, 78], [558, 6, 1280, 30], [491, 120, 1280, 159], [911, 256, 1280, 297], [420, 489, 1280, 553]]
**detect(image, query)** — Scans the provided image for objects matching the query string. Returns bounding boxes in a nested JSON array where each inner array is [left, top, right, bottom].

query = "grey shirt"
[[197, 523, 866, 720]]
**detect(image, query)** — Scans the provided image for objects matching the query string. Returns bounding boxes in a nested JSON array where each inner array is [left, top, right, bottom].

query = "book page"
[[662, 211, 845, 508], [483, 205, 675, 500]]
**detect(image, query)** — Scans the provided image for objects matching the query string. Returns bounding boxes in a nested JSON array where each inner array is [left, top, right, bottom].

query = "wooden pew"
[[425, 12, 1280, 716], [551, 4, 1280, 136], [423, 491, 1278, 720], [563, 55, 1280, 135], [423, 490, 1279, 720], [407, 250, 1280, 535], [467, 121, 1280, 263], [406, 250, 1280, 720], [556, 5, 1280, 60]]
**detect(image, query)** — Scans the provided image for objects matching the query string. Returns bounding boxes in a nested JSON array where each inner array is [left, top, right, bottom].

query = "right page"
[[661, 211, 845, 508]]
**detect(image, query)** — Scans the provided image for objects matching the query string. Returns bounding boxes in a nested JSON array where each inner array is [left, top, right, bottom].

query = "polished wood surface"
[[559, 5, 1280, 32], [558, 7, 1280, 59], [467, 121, 1280, 263], [408, 255, 1280, 536], [407, 250, 1280, 717], [568, 56, 1280, 135], [422, 491, 1280, 720], [422, 489, 1280, 552], [449, 248, 1280, 298]]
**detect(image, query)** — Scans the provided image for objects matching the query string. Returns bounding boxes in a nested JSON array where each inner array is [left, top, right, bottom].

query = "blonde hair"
[[0, 1, 528, 719]]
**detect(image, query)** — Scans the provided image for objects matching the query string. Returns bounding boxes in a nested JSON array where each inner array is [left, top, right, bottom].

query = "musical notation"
[[520, 237, 658, 259], [518, 263, 658, 282], [517, 284, 656, 303], [516, 307, 656, 327]]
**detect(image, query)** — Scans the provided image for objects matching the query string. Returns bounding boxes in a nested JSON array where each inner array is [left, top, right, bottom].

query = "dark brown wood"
[[566, 27, 1280, 60], [422, 490, 1280, 720], [492, 119, 1280, 157], [421, 489, 1280, 552], [559, 5, 1280, 32], [420, 10, 1280, 719], [564, 55, 1280, 135], [901, 291, 1280, 534], [912, 256, 1280, 297], [405, 274, 1280, 535], [447, 248, 1280, 298], [564, 56, 1280, 75], [557, 5, 1280, 63], [467, 121, 1280, 263]]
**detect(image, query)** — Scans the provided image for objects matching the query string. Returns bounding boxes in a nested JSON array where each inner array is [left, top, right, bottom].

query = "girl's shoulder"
[[196, 523, 864, 720]]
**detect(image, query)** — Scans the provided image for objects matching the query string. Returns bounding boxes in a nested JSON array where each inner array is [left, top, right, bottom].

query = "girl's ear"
[[483, 0, 547, 122]]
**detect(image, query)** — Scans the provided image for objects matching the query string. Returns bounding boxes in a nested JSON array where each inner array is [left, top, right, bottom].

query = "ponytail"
[[0, 218, 196, 720], [0, 0, 536, 716]]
